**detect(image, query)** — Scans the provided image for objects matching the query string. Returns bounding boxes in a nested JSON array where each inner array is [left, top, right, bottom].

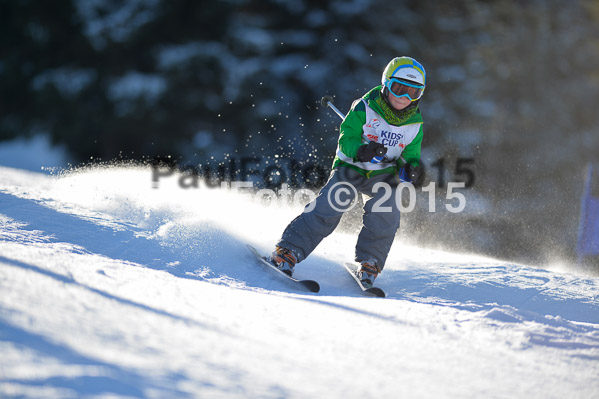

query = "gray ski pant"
[[277, 166, 401, 269]]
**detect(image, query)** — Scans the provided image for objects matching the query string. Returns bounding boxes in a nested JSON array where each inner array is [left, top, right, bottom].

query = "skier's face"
[[387, 92, 411, 110]]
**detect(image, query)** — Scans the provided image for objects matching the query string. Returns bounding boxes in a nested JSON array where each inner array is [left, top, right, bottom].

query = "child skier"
[[271, 56, 426, 287]]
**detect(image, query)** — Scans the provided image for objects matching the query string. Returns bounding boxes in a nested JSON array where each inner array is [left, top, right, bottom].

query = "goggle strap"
[[389, 78, 424, 89]]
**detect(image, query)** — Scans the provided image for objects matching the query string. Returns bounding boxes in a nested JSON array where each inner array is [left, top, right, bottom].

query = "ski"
[[247, 245, 320, 293], [343, 263, 386, 298]]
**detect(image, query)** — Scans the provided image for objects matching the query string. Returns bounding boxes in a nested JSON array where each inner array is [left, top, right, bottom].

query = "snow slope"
[[0, 165, 598, 398]]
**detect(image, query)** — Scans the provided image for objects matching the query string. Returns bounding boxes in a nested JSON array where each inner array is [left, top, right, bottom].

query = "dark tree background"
[[1, 0, 599, 266]]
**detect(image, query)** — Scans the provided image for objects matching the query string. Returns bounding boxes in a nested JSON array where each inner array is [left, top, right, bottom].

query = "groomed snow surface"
[[0, 165, 598, 398]]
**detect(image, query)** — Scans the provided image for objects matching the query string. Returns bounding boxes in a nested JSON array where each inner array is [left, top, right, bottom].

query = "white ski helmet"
[[381, 56, 426, 87]]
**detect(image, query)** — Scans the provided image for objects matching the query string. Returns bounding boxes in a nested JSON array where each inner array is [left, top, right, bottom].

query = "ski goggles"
[[386, 78, 425, 101]]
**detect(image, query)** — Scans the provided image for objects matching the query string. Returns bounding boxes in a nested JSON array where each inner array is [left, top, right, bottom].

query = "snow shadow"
[[0, 255, 223, 333], [0, 318, 186, 398], [378, 265, 599, 324], [0, 192, 178, 269]]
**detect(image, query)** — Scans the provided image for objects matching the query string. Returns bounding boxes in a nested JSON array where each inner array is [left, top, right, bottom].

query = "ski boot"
[[357, 261, 381, 288], [270, 246, 298, 276]]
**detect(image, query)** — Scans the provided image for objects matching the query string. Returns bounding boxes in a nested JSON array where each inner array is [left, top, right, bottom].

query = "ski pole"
[[320, 95, 386, 163], [320, 95, 346, 120]]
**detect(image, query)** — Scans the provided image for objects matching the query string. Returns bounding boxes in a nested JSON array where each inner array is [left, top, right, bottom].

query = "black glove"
[[399, 164, 423, 185], [356, 142, 387, 162], [407, 164, 422, 183]]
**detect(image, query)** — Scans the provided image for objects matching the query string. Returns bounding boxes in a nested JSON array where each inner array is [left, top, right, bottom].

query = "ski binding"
[[343, 263, 386, 298], [247, 245, 320, 293]]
